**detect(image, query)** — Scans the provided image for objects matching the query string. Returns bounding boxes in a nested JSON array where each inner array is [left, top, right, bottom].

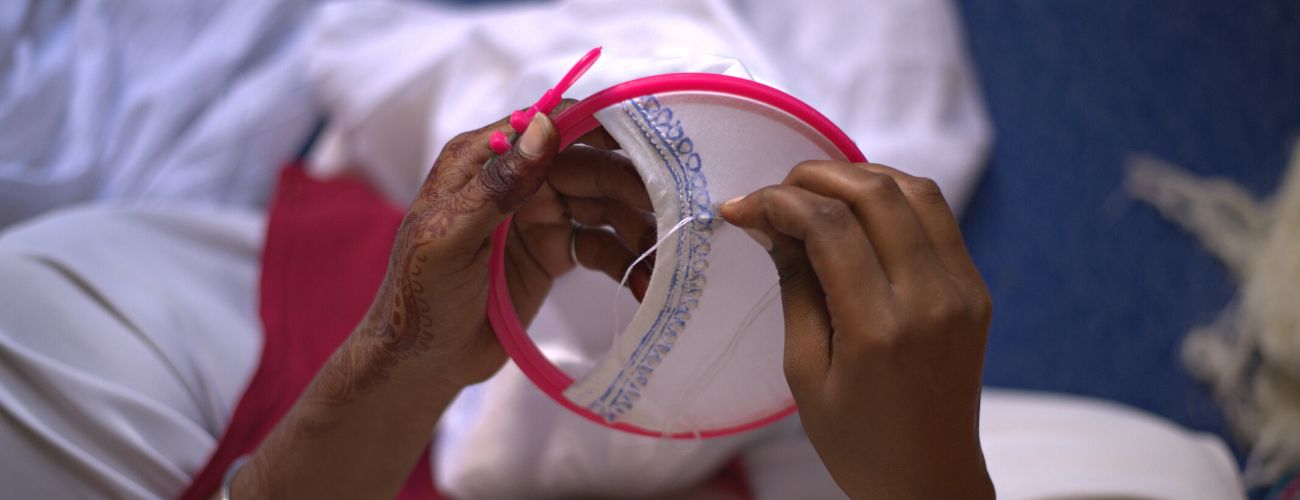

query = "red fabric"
[[178, 167, 437, 500], [711, 458, 753, 499]]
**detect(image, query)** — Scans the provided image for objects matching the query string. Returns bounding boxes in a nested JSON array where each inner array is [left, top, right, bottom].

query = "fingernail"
[[517, 112, 552, 159], [722, 195, 746, 209], [742, 228, 773, 251]]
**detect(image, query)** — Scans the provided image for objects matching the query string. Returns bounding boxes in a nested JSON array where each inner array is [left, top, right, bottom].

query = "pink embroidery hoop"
[[487, 73, 867, 438]]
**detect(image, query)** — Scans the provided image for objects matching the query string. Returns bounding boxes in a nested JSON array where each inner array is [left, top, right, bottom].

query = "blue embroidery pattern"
[[587, 95, 715, 422]]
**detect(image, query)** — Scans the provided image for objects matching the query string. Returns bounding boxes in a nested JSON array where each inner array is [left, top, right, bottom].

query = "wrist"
[[836, 441, 992, 500]]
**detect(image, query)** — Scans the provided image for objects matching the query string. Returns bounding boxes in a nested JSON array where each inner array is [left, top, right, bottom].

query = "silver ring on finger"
[[569, 222, 583, 267]]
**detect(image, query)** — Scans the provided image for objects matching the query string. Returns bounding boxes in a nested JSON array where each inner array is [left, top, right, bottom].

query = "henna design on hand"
[[307, 137, 487, 405]]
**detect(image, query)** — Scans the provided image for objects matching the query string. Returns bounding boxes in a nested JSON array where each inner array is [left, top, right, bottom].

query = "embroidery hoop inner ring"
[[487, 73, 867, 439]]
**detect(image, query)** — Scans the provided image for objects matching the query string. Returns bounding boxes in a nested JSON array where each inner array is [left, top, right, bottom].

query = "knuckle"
[[436, 136, 477, 165], [792, 159, 827, 177], [854, 172, 902, 201], [899, 176, 947, 205], [774, 256, 813, 290], [969, 289, 994, 325], [919, 290, 966, 327], [810, 199, 853, 228], [753, 184, 782, 202], [479, 158, 514, 196], [850, 312, 908, 354], [745, 185, 782, 215], [477, 152, 540, 213], [451, 130, 477, 144]]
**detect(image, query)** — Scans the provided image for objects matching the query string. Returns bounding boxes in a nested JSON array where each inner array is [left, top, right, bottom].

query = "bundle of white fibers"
[[1127, 144, 1300, 486]]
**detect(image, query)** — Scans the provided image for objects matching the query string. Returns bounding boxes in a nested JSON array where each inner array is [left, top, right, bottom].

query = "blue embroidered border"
[[586, 95, 715, 422]]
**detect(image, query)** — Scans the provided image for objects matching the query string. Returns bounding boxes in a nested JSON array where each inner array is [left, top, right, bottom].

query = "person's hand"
[[720, 162, 994, 499], [502, 114, 656, 324], [324, 108, 653, 400], [235, 110, 654, 500]]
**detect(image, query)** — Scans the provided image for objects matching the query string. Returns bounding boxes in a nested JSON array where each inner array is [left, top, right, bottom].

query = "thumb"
[[459, 112, 560, 236]]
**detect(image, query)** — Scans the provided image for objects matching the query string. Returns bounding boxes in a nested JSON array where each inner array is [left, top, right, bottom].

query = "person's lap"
[[0, 204, 262, 499], [0, 203, 1245, 499]]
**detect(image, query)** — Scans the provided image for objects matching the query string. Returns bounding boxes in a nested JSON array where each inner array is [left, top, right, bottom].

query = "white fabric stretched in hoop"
[[558, 90, 850, 434]]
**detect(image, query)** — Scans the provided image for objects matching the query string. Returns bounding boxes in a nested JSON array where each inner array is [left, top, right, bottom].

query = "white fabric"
[[436, 341, 1247, 498], [0, 0, 320, 229], [559, 91, 849, 432], [0, 205, 264, 498], [749, 389, 1247, 500], [304, 0, 991, 216], [981, 390, 1244, 499], [0, 205, 1245, 498]]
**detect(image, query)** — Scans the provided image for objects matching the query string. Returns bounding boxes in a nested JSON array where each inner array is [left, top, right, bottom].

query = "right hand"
[[720, 161, 994, 499]]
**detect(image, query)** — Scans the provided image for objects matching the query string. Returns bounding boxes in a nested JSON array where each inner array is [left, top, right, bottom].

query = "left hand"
[[234, 109, 655, 500], [338, 107, 654, 394], [503, 108, 657, 324]]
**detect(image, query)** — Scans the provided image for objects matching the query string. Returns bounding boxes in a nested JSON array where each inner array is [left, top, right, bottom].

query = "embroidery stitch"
[[584, 95, 714, 422]]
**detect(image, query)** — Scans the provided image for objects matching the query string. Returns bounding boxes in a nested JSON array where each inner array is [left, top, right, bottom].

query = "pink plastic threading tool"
[[490, 47, 603, 155], [486, 47, 867, 439]]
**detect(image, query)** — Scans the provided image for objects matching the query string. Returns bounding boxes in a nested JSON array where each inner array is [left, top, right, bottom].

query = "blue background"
[[956, 0, 1300, 450]]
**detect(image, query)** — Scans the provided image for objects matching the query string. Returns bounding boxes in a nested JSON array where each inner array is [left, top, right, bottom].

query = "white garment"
[[980, 390, 1244, 499], [305, 0, 991, 215], [0, 205, 1244, 498], [0, 205, 264, 498], [0, 0, 320, 229]]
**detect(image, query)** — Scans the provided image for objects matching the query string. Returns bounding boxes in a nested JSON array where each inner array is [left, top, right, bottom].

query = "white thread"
[[656, 282, 782, 440], [612, 215, 698, 343], [608, 211, 782, 441]]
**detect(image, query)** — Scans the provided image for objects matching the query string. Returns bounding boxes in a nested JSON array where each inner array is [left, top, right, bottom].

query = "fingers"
[[454, 113, 561, 239], [548, 146, 653, 211], [784, 161, 942, 288], [572, 226, 650, 301], [766, 240, 834, 392], [420, 117, 514, 200], [859, 164, 982, 286], [572, 127, 621, 151], [508, 221, 574, 280], [510, 181, 568, 228], [721, 186, 890, 385], [722, 185, 891, 307], [565, 197, 655, 255]]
